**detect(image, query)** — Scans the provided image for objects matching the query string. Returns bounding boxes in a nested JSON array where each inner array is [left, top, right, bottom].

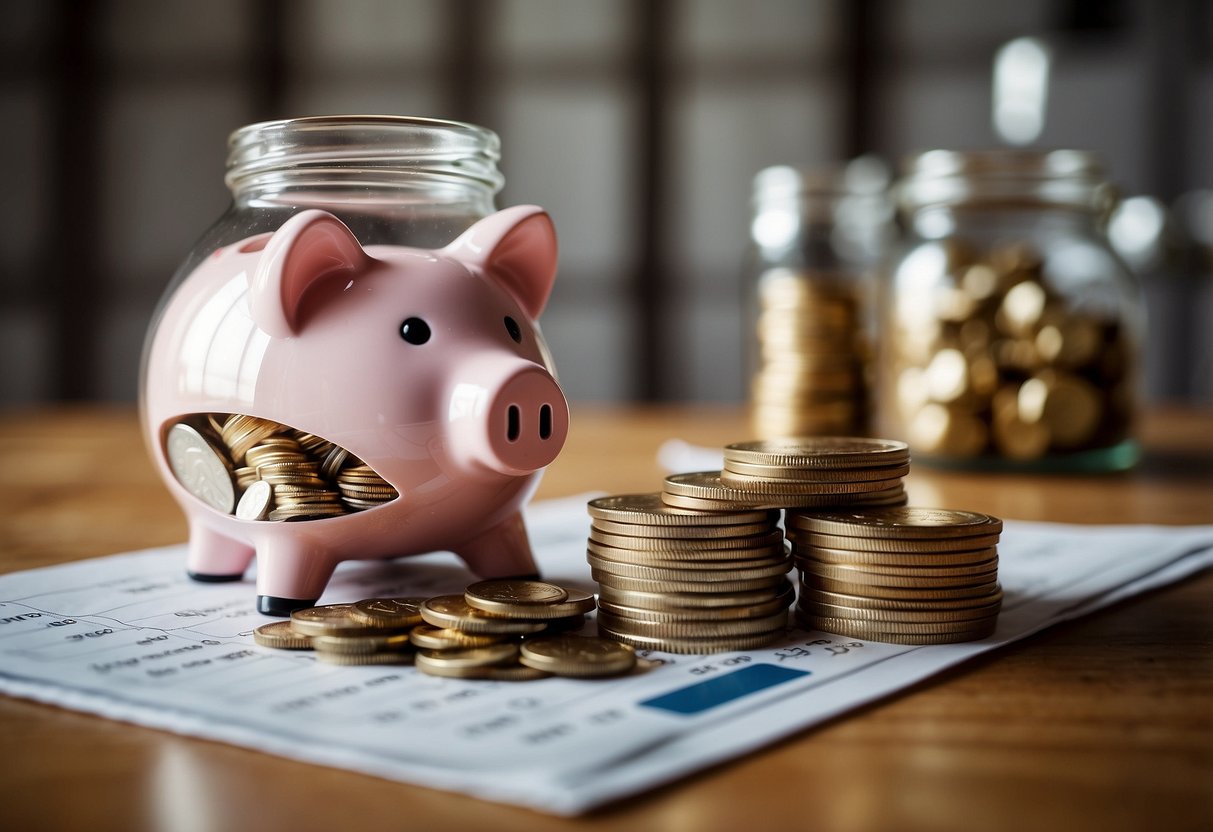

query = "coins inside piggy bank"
[[168, 413, 398, 522]]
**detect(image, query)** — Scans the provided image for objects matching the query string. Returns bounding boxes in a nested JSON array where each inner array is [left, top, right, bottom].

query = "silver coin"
[[235, 480, 272, 521], [166, 423, 235, 513]]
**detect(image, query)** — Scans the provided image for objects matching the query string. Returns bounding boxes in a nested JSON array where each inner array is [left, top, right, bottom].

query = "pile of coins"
[[788, 507, 1003, 644], [165, 413, 397, 521], [661, 437, 910, 512], [253, 579, 638, 680], [887, 241, 1133, 461], [587, 494, 793, 654], [752, 267, 870, 438]]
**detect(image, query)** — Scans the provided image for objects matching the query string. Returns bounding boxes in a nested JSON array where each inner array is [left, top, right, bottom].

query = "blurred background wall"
[[1, 0, 1210, 406]]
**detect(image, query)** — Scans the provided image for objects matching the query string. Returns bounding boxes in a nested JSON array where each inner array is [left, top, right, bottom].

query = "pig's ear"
[[444, 206, 558, 318], [249, 210, 368, 338]]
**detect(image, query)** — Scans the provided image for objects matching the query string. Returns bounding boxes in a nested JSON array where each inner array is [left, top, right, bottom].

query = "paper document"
[[1, 495, 1211, 815]]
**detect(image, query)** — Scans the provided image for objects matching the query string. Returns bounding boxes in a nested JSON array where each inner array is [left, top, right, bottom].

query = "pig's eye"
[[504, 316, 522, 343], [400, 317, 431, 345]]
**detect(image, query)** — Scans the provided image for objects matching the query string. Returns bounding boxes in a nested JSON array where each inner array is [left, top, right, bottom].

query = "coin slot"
[[539, 404, 553, 440], [507, 405, 521, 442]]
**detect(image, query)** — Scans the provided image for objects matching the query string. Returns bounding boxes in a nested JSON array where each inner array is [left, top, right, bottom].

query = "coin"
[[464, 583, 596, 620], [414, 643, 520, 677], [720, 460, 911, 482], [597, 609, 789, 639], [670, 471, 903, 498], [798, 556, 999, 580], [804, 599, 1001, 624], [787, 530, 1003, 553], [463, 579, 567, 614], [166, 423, 236, 513], [596, 625, 785, 655], [587, 553, 792, 582], [350, 597, 427, 629], [794, 544, 998, 568], [724, 437, 909, 468], [235, 480, 273, 521], [597, 588, 792, 623], [799, 561, 998, 588], [802, 575, 1002, 600], [587, 538, 786, 564], [591, 570, 789, 594], [519, 635, 637, 677], [597, 580, 794, 611], [311, 633, 415, 654], [799, 586, 1004, 611], [798, 613, 998, 639], [587, 493, 777, 526], [588, 528, 785, 553], [591, 519, 774, 539], [289, 604, 388, 637], [408, 625, 505, 650], [787, 507, 1003, 539], [253, 620, 313, 650], [420, 595, 547, 634]]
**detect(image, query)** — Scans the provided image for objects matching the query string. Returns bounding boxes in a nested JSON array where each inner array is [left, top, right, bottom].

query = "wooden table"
[[2, 405, 1211, 832]]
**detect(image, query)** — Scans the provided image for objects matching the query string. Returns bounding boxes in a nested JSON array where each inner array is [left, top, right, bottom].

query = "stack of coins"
[[787, 507, 1003, 644], [887, 241, 1134, 461], [253, 580, 637, 680], [660, 438, 910, 512], [752, 267, 870, 438], [586, 494, 793, 654], [167, 412, 398, 522]]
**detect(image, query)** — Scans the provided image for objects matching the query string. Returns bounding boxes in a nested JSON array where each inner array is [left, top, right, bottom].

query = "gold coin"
[[598, 580, 794, 611], [802, 575, 1002, 600], [787, 507, 1003, 539], [408, 625, 506, 650], [588, 552, 792, 582], [290, 604, 385, 637], [420, 595, 547, 634], [793, 544, 998, 568], [316, 650, 415, 666], [588, 528, 784, 552], [166, 422, 236, 513], [803, 599, 1001, 624], [253, 620, 313, 650], [720, 460, 910, 482], [799, 586, 1004, 612], [723, 437, 909, 468], [414, 643, 519, 674], [596, 609, 789, 638], [660, 491, 781, 511], [591, 519, 775, 540], [463, 579, 567, 614], [798, 556, 999, 580], [235, 480, 273, 521], [591, 570, 788, 594], [670, 470, 902, 498], [464, 584, 597, 620], [596, 625, 785, 655], [348, 597, 426, 629], [787, 530, 1003, 553], [472, 664, 552, 681], [799, 613, 998, 638], [799, 561, 998, 588], [587, 493, 777, 526], [586, 539, 786, 565], [519, 635, 637, 677], [597, 586, 792, 623], [311, 633, 415, 654]]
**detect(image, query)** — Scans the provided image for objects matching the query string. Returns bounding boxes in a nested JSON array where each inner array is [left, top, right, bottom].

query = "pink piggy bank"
[[143, 206, 570, 615]]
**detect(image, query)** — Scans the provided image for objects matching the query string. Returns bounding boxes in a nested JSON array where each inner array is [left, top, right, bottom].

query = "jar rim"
[[225, 114, 504, 196], [898, 149, 1112, 213]]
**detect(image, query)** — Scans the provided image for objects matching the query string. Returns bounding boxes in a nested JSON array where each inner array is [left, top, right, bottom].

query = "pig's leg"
[[455, 511, 541, 579], [186, 520, 255, 583], [254, 538, 337, 616]]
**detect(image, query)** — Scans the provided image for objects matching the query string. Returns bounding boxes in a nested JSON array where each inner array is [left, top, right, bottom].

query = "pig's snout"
[[447, 359, 569, 476]]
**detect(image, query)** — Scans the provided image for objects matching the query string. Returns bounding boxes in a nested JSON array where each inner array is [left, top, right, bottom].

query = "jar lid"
[[225, 115, 504, 197], [898, 149, 1114, 213]]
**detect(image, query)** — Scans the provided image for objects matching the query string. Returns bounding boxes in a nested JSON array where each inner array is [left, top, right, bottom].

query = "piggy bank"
[[143, 206, 569, 615]]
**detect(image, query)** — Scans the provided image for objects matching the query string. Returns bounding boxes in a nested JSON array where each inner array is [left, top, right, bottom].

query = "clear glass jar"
[[879, 149, 1143, 471], [746, 160, 894, 438], [139, 115, 504, 433]]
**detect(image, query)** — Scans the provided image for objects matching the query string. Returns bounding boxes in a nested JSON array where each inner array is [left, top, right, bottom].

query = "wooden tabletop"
[[2, 405, 1211, 832]]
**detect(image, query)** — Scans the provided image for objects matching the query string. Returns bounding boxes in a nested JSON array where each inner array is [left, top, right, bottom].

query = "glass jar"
[[139, 115, 504, 432], [746, 159, 894, 438], [880, 149, 1143, 471]]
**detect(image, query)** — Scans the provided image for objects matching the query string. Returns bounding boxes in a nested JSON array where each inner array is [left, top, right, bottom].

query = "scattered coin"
[[350, 597, 427, 629], [463, 580, 567, 615], [290, 603, 388, 637], [166, 422, 236, 513], [420, 595, 549, 635], [253, 620, 313, 650], [518, 635, 637, 678]]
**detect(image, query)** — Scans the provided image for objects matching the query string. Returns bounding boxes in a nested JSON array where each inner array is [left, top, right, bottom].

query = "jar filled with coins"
[[139, 116, 507, 524], [745, 160, 894, 439], [880, 150, 1143, 470]]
